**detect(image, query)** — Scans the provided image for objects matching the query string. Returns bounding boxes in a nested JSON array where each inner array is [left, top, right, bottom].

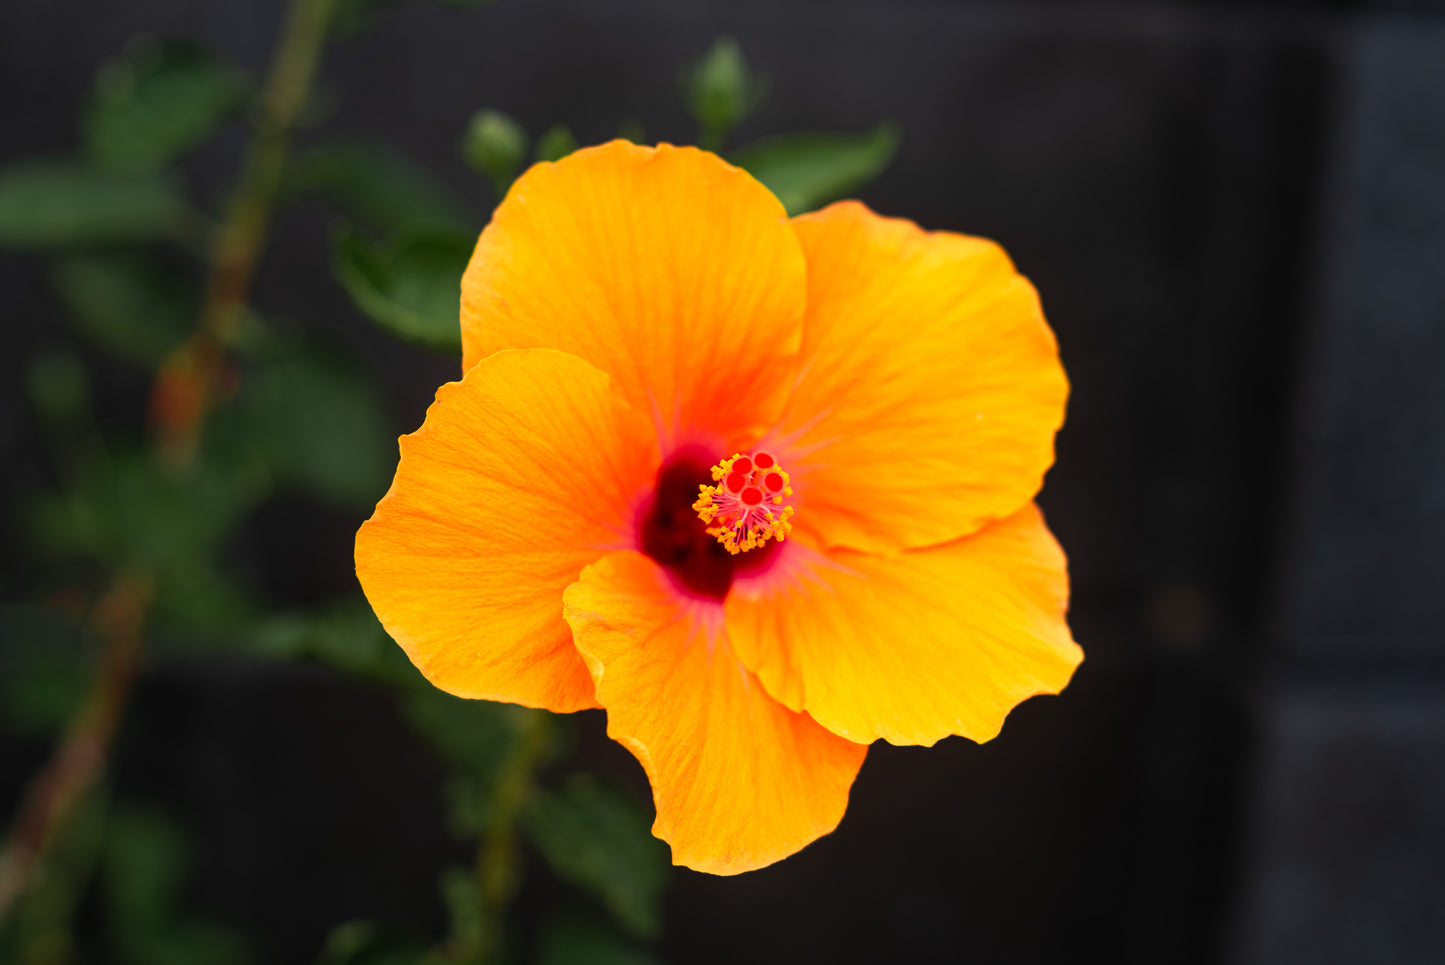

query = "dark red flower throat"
[[638, 448, 781, 601]]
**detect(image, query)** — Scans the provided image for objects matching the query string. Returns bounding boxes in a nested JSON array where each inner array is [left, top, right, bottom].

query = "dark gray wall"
[[1228, 20, 1445, 965]]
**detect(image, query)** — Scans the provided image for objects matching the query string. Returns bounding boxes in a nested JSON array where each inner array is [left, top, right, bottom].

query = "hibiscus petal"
[[461, 140, 806, 450], [725, 503, 1082, 747], [356, 349, 658, 712], [775, 201, 1068, 553], [563, 551, 868, 875]]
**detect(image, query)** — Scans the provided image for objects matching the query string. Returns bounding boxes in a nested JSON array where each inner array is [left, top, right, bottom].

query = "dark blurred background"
[[3, 0, 1444, 963]]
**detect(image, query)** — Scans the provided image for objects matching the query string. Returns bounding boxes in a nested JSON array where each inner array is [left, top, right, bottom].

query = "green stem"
[[156, 0, 336, 462], [0, 574, 150, 928], [0, 0, 338, 931], [463, 708, 551, 965], [205, 0, 334, 340]]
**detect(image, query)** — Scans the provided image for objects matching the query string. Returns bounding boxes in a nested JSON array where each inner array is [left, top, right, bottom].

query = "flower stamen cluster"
[[692, 450, 795, 554]]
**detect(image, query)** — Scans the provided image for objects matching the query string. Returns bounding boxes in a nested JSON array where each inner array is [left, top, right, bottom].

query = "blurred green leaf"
[[403, 692, 528, 782], [0, 162, 187, 249], [293, 140, 470, 234], [32, 449, 254, 573], [535, 124, 578, 163], [731, 123, 900, 216], [331, 0, 402, 35], [616, 119, 646, 145], [26, 350, 89, 426], [150, 564, 255, 636], [687, 37, 760, 150], [523, 775, 668, 940], [463, 109, 529, 196], [314, 921, 430, 965], [103, 808, 187, 923], [410, 701, 563, 843], [438, 867, 486, 960], [28, 447, 257, 635], [434, 711, 566, 840], [24, 418, 263, 631], [214, 306, 285, 360], [102, 807, 247, 965], [51, 250, 196, 366], [0, 604, 94, 735], [441, 772, 492, 840], [251, 600, 414, 684], [537, 912, 661, 965], [237, 345, 395, 508], [84, 37, 248, 172], [333, 224, 469, 353]]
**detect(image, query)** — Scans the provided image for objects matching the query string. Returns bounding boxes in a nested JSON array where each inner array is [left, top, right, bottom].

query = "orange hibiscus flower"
[[355, 140, 1081, 875]]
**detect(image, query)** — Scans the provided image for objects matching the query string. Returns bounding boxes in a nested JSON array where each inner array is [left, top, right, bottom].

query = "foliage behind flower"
[[0, 13, 921, 960]]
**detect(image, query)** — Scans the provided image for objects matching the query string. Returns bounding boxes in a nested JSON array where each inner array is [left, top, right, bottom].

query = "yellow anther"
[[692, 450, 795, 554]]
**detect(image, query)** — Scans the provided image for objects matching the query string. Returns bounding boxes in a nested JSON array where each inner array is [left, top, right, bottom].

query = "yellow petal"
[[775, 201, 1068, 552], [726, 504, 1081, 746], [563, 551, 867, 874], [356, 349, 658, 712], [462, 141, 806, 450]]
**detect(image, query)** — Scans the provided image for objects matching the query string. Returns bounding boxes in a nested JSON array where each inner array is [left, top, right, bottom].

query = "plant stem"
[[0, 0, 338, 929], [0, 573, 150, 926], [467, 708, 551, 965], [153, 0, 336, 463]]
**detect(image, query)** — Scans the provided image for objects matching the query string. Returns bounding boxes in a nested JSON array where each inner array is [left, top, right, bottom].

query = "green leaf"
[[731, 123, 901, 216], [315, 921, 430, 965], [0, 604, 94, 735], [31, 449, 254, 573], [27, 444, 257, 633], [523, 776, 669, 939], [103, 808, 189, 927], [102, 807, 247, 965], [438, 867, 491, 960], [538, 912, 661, 965], [686, 37, 760, 150], [331, 0, 403, 35], [535, 124, 579, 163], [26, 350, 89, 426], [51, 250, 196, 366], [250, 600, 414, 684], [403, 692, 529, 781], [28, 466, 256, 637], [463, 109, 529, 196], [333, 224, 469, 353], [616, 119, 646, 145], [293, 140, 470, 234], [236, 344, 395, 508], [84, 37, 248, 172], [148, 564, 254, 636], [0, 162, 187, 249]]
